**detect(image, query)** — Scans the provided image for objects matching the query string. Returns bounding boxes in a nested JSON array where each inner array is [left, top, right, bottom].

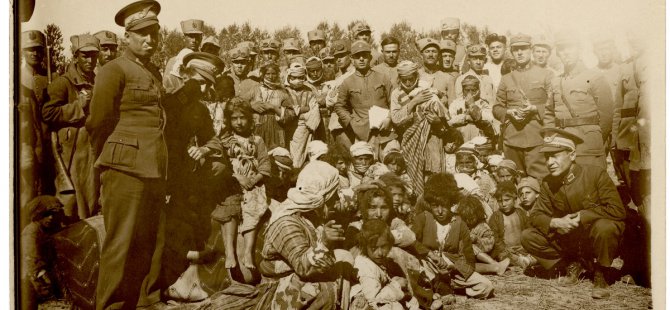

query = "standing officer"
[[42, 34, 100, 220], [86, 1, 199, 308], [440, 17, 467, 72], [455, 44, 496, 105], [416, 37, 455, 104], [440, 39, 459, 78], [521, 128, 625, 299], [493, 34, 553, 180], [544, 33, 613, 169], [307, 29, 326, 56], [93, 30, 118, 68], [163, 19, 204, 93], [351, 22, 383, 66], [373, 36, 400, 89], [18, 30, 52, 228], [334, 40, 393, 153]]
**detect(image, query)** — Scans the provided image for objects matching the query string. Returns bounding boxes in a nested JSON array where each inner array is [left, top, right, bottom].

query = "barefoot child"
[[350, 219, 419, 310], [212, 98, 271, 269], [458, 195, 510, 275]]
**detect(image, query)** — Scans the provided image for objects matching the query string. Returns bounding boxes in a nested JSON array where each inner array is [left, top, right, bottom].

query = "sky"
[[19, 0, 664, 62]]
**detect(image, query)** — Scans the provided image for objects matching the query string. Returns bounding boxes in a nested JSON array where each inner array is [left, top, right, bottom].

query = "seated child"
[[455, 143, 497, 199], [411, 173, 494, 300], [489, 181, 536, 268], [379, 172, 415, 224], [350, 219, 420, 310], [349, 141, 379, 188], [494, 159, 520, 185], [458, 195, 510, 275], [346, 187, 416, 250], [323, 141, 353, 189], [453, 173, 494, 217], [442, 127, 464, 174], [517, 177, 541, 214], [382, 148, 413, 197], [265, 147, 298, 202]]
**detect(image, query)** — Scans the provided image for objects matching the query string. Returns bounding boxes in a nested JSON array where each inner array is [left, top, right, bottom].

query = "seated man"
[[521, 128, 626, 299]]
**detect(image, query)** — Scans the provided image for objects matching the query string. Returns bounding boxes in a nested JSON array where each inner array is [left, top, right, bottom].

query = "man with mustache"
[[93, 30, 118, 68], [163, 19, 205, 93], [18, 30, 52, 229], [417, 37, 455, 104], [42, 34, 100, 220], [440, 39, 459, 78], [86, 1, 201, 308], [521, 127, 625, 300]]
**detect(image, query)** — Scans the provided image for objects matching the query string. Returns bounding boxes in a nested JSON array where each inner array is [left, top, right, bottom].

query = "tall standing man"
[[493, 34, 553, 180], [86, 1, 199, 308], [544, 33, 613, 169], [440, 39, 459, 78], [373, 36, 400, 89]]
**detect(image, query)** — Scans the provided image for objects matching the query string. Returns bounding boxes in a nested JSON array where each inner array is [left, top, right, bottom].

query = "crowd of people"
[[17, 0, 652, 309]]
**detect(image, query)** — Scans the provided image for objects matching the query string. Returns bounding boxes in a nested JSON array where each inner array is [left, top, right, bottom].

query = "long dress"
[[250, 84, 296, 150]]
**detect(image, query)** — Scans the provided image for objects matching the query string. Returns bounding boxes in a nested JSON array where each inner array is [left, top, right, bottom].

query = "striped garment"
[[395, 90, 432, 198]]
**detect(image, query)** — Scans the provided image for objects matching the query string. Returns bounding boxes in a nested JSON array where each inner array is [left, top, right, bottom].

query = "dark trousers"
[[521, 219, 624, 270], [96, 169, 165, 310], [503, 144, 548, 180]]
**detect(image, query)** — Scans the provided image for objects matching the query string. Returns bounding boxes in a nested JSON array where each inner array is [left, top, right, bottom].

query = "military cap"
[[510, 33, 532, 47], [416, 37, 440, 52], [441, 17, 460, 31], [21, 30, 45, 49], [237, 41, 258, 55], [114, 0, 161, 31], [70, 34, 100, 53], [331, 39, 351, 56], [439, 39, 457, 53], [554, 32, 579, 47], [350, 40, 371, 55], [180, 19, 204, 35], [282, 38, 301, 52], [319, 47, 335, 60], [351, 22, 371, 36], [183, 52, 224, 84], [201, 36, 221, 50], [229, 47, 250, 61], [467, 44, 487, 57], [307, 29, 326, 42], [260, 39, 281, 52], [305, 56, 323, 69], [532, 38, 552, 50], [94, 30, 118, 46], [539, 127, 584, 153]]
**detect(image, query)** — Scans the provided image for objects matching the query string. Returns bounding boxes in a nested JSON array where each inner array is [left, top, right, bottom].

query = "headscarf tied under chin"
[[269, 160, 341, 225]]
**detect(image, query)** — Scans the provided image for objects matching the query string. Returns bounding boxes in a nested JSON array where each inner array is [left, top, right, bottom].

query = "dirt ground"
[[39, 265, 652, 310]]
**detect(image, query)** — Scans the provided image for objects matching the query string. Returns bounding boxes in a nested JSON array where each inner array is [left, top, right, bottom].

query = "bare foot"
[[497, 258, 511, 276], [242, 252, 255, 269], [225, 252, 237, 269]]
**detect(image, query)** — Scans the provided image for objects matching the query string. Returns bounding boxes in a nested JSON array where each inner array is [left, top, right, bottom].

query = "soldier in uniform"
[[281, 37, 302, 64], [455, 44, 496, 105], [226, 47, 259, 102], [351, 22, 383, 66], [93, 30, 118, 67], [334, 40, 393, 154], [493, 34, 553, 180], [544, 33, 613, 169], [163, 19, 204, 93], [42, 34, 100, 220], [416, 37, 455, 104], [332, 39, 353, 78], [18, 30, 52, 229], [440, 39, 459, 78], [440, 17, 467, 72], [532, 39, 553, 70], [237, 40, 259, 80], [307, 29, 326, 56], [318, 46, 337, 81], [200, 35, 221, 56], [483, 33, 507, 92], [373, 36, 400, 89], [521, 128, 625, 299], [259, 38, 281, 64], [85, 1, 200, 307]]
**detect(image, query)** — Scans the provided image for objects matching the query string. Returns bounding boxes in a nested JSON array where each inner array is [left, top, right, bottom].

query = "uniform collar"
[[354, 67, 373, 77], [515, 61, 533, 72], [562, 164, 581, 185], [124, 49, 152, 67]]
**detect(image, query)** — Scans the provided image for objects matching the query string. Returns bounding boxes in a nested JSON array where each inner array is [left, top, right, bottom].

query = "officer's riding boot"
[[557, 261, 584, 286], [591, 267, 611, 299]]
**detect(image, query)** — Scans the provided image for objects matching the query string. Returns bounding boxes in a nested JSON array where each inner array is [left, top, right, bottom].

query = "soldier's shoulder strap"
[[559, 77, 578, 118]]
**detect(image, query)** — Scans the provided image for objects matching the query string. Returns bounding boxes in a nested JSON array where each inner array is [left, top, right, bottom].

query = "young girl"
[[212, 98, 271, 269], [250, 61, 296, 150], [350, 219, 419, 310], [458, 195, 510, 275], [285, 62, 321, 168]]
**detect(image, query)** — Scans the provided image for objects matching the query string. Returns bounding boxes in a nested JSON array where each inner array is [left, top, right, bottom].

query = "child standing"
[[212, 98, 271, 269], [458, 195, 510, 275], [489, 181, 536, 268], [350, 219, 419, 310]]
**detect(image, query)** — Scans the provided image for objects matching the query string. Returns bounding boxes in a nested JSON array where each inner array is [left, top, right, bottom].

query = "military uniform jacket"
[[334, 68, 392, 141], [612, 61, 639, 151], [545, 62, 613, 157], [87, 50, 187, 179], [493, 64, 554, 148], [373, 62, 399, 90], [529, 164, 626, 236]]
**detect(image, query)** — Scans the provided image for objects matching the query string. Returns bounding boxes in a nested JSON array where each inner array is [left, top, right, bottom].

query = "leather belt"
[[557, 115, 599, 128]]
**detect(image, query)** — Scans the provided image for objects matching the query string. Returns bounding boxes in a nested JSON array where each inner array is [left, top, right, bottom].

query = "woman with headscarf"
[[250, 61, 296, 150], [284, 62, 321, 168], [255, 160, 353, 310], [390, 61, 450, 197]]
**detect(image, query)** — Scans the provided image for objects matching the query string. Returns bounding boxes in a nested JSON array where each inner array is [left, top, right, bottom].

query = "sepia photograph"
[[11, 0, 665, 309]]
